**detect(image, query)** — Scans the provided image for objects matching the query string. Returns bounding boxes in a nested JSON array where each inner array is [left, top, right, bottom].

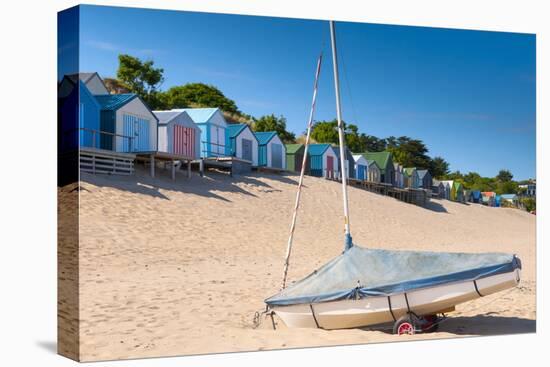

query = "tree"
[[386, 136, 431, 169], [103, 77, 130, 94], [429, 156, 450, 179], [497, 169, 513, 182], [253, 114, 296, 143], [161, 83, 239, 114], [310, 119, 369, 152], [116, 54, 165, 109]]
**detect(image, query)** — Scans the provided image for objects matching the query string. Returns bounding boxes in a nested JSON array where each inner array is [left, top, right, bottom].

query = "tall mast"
[[280, 52, 323, 290], [330, 20, 353, 251]]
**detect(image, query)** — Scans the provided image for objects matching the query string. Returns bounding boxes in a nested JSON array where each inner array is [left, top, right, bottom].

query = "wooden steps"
[[79, 148, 136, 176]]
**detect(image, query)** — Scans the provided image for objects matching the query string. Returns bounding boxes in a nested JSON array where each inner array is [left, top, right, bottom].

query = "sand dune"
[[58, 166, 535, 361]]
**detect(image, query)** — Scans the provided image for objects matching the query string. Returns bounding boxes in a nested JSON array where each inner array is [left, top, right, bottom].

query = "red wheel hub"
[[397, 322, 414, 335]]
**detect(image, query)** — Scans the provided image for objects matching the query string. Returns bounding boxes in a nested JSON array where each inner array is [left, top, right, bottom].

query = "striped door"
[[123, 114, 150, 152], [173, 125, 195, 157]]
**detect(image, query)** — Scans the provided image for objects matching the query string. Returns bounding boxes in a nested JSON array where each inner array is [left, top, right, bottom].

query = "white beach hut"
[[153, 110, 201, 159], [228, 124, 259, 166]]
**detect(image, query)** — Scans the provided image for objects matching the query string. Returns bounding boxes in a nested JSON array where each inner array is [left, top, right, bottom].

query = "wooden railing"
[[201, 140, 228, 158], [64, 128, 135, 152]]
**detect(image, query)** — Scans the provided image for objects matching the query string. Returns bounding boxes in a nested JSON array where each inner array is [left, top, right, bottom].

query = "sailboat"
[[264, 21, 522, 334]]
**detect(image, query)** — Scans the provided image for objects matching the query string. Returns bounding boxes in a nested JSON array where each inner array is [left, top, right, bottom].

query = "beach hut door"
[[123, 115, 150, 152], [272, 143, 283, 168], [242, 138, 253, 162], [173, 125, 195, 157], [327, 155, 334, 178]]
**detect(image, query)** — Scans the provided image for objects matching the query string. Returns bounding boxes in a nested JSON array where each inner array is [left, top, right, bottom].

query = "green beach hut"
[[285, 144, 309, 173], [361, 152, 395, 185]]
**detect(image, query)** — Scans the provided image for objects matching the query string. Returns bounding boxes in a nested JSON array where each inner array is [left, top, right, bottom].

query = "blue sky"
[[69, 5, 535, 179]]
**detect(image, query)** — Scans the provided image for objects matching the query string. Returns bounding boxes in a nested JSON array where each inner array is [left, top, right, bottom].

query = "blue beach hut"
[[307, 144, 338, 178], [94, 94, 158, 153], [181, 108, 228, 158], [59, 81, 101, 152], [254, 131, 286, 169]]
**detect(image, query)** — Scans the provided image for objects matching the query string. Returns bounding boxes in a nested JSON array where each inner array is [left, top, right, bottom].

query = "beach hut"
[[254, 132, 286, 169], [361, 152, 395, 185], [226, 124, 259, 165], [59, 80, 101, 152], [495, 195, 502, 207], [181, 108, 228, 158], [308, 144, 339, 178], [501, 194, 519, 207], [153, 110, 201, 159], [417, 169, 432, 189], [286, 144, 309, 173], [94, 94, 158, 153], [365, 160, 381, 183], [393, 163, 404, 188], [471, 190, 482, 203], [441, 180, 454, 200], [352, 154, 368, 180], [404, 167, 421, 188], [334, 146, 356, 179], [453, 182, 465, 202], [431, 180, 446, 199], [481, 191, 496, 206], [58, 72, 109, 99]]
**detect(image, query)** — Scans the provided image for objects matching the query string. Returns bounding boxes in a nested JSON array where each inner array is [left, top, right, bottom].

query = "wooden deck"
[[337, 177, 430, 207], [135, 151, 194, 181], [79, 148, 136, 176]]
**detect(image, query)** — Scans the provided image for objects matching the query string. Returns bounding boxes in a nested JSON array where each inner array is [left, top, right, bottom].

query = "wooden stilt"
[[187, 160, 191, 178], [171, 159, 176, 180], [150, 155, 155, 178]]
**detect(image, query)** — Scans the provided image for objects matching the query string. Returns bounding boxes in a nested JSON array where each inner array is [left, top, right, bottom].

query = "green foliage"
[[310, 120, 375, 152], [253, 114, 296, 143], [429, 156, 450, 179], [521, 197, 536, 212], [386, 136, 432, 171], [116, 54, 165, 109], [161, 83, 239, 114], [497, 169, 514, 182]]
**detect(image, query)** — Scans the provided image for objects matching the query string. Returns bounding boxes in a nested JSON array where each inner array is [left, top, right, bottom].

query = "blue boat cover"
[[265, 245, 521, 306]]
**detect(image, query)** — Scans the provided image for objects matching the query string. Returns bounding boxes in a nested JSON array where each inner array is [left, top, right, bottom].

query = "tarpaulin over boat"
[[265, 245, 521, 306]]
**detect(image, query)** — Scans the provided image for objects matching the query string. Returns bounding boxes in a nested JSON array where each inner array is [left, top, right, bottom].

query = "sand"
[[58, 166, 536, 361]]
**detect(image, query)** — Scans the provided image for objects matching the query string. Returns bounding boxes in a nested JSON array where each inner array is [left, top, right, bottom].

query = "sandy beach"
[[58, 167, 536, 361]]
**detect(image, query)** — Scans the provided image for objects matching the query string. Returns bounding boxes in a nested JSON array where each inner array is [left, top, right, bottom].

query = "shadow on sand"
[[76, 165, 301, 202], [422, 200, 448, 213], [436, 314, 536, 336]]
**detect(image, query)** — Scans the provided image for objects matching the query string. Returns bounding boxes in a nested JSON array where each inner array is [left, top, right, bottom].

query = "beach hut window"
[[272, 143, 283, 168]]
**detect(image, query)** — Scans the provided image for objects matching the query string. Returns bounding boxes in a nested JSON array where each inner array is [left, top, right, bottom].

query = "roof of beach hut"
[[180, 107, 222, 124], [366, 160, 380, 169], [153, 110, 197, 126], [417, 169, 430, 179], [308, 143, 332, 156], [94, 94, 136, 110], [285, 144, 305, 154], [501, 194, 518, 200], [361, 152, 392, 171], [403, 167, 418, 176], [352, 154, 368, 164], [481, 191, 496, 197], [227, 123, 257, 140], [254, 131, 279, 145]]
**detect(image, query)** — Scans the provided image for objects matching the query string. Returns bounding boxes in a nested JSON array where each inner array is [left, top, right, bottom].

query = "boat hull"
[[272, 269, 520, 329]]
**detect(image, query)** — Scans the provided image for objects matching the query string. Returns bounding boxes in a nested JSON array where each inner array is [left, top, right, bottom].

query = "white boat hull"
[[272, 269, 520, 329]]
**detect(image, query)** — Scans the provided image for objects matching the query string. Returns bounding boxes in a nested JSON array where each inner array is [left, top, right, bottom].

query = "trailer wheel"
[[393, 315, 416, 335]]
